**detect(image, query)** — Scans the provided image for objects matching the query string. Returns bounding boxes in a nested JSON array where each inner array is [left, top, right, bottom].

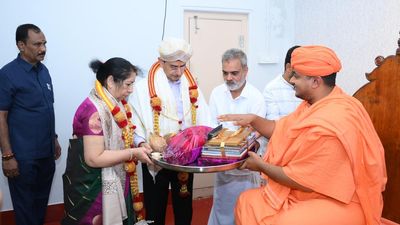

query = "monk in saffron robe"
[[219, 45, 387, 225]]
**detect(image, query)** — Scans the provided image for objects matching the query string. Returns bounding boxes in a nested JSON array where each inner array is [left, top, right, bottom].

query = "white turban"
[[158, 37, 192, 62]]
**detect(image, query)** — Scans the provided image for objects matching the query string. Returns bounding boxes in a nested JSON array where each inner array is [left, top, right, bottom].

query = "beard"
[[225, 79, 246, 91]]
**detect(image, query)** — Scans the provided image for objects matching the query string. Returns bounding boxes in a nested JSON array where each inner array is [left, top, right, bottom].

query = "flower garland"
[[148, 61, 198, 197], [95, 80, 145, 221], [148, 61, 198, 135]]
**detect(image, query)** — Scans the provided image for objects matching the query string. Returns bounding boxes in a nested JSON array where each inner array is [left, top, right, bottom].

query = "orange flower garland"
[[95, 80, 145, 221]]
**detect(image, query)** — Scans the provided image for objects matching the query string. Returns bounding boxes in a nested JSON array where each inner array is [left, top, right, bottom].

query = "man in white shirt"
[[207, 48, 266, 225], [130, 37, 210, 225], [259, 46, 302, 158], [263, 46, 302, 120]]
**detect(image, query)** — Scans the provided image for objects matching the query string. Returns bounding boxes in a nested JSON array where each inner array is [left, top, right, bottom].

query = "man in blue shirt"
[[0, 24, 61, 225]]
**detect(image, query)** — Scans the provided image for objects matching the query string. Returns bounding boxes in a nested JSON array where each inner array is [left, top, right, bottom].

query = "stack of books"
[[201, 127, 256, 160]]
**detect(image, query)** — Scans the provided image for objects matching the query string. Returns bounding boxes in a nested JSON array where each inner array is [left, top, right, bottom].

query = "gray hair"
[[221, 48, 247, 67]]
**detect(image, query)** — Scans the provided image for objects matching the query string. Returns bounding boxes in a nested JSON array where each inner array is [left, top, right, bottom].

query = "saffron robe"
[[235, 86, 386, 225]]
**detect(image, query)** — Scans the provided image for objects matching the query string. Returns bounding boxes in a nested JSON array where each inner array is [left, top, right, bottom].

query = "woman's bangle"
[[2, 152, 15, 161], [129, 149, 134, 161]]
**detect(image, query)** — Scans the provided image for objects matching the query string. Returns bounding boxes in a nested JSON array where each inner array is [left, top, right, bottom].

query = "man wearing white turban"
[[130, 37, 210, 225]]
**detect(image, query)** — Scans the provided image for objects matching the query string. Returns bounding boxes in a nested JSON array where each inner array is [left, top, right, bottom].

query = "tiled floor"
[[166, 197, 213, 225], [42, 197, 213, 225]]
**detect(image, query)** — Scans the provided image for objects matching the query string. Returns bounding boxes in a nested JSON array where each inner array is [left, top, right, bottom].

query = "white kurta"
[[260, 74, 302, 157], [262, 74, 302, 120], [207, 82, 267, 225], [131, 68, 211, 138]]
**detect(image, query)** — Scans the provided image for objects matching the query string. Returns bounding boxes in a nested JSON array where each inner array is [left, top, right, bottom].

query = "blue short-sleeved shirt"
[[0, 54, 56, 160]]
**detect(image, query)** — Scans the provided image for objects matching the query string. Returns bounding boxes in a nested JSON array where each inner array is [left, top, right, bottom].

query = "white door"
[[184, 11, 248, 198], [185, 11, 248, 102]]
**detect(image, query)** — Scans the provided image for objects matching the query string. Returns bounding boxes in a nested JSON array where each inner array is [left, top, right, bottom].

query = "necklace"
[[95, 80, 145, 221]]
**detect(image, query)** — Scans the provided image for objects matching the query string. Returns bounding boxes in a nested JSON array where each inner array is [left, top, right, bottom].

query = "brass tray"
[[151, 153, 246, 173]]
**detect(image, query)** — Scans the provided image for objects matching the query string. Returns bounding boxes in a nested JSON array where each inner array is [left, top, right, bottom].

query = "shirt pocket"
[[42, 82, 54, 104], [17, 82, 43, 109]]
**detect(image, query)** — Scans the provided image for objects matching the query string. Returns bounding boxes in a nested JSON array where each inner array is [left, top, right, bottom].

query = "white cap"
[[158, 37, 192, 62]]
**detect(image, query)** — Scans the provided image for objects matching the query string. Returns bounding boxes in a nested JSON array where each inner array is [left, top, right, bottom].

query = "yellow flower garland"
[[95, 80, 145, 221]]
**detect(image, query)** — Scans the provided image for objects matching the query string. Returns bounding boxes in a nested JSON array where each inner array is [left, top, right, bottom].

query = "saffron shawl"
[[264, 86, 387, 225]]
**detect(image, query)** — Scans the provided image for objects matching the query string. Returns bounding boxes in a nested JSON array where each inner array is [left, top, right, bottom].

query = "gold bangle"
[[2, 153, 15, 161]]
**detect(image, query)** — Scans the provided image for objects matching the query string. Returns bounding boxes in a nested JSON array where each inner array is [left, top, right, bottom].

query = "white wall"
[[0, 0, 285, 211], [293, 0, 400, 95]]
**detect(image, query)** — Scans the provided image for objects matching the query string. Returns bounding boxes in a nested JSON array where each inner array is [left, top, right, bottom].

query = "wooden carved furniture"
[[353, 33, 400, 223]]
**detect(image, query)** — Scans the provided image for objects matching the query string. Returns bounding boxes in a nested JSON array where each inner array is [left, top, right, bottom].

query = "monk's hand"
[[217, 114, 256, 127], [239, 151, 264, 172]]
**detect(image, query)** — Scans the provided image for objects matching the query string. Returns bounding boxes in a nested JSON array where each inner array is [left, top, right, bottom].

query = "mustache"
[[38, 52, 46, 56]]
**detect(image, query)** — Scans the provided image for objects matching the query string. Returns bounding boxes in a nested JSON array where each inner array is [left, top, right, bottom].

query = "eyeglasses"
[[164, 61, 186, 71]]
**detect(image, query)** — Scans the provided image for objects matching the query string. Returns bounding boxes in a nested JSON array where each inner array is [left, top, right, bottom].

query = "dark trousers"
[[8, 157, 55, 225], [142, 164, 193, 225]]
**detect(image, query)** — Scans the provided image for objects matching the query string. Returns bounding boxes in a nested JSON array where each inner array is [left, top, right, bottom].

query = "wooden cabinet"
[[353, 33, 400, 223]]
